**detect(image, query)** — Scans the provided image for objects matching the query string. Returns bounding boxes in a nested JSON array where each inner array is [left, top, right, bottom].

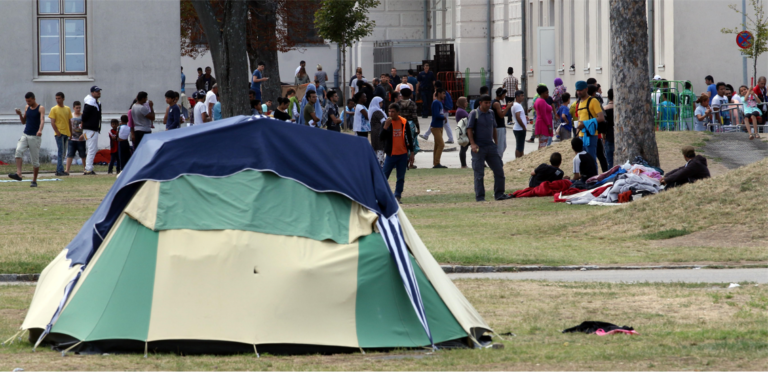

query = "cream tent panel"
[[123, 181, 160, 230], [147, 229, 360, 347]]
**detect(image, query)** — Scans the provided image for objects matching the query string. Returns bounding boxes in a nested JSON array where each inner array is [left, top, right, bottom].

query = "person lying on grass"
[[529, 152, 570, 188], [660, 146, 710, 189]]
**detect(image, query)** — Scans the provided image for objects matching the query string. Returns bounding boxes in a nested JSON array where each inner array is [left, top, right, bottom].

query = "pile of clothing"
[[556, 157, 665, 206]]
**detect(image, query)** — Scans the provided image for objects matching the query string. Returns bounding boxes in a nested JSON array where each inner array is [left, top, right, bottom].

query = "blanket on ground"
[[513, 179, 572, 198], [559, 183, 614, 204]]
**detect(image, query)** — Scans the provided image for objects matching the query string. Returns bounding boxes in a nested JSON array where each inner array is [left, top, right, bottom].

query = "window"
[[549, 0, 555, 26], [558, 0, 564, 69], [538, 0, 543, 27], [37, 0, 86, 74]]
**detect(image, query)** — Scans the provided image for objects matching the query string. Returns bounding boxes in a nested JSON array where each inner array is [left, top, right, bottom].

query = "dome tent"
[[19, 116, 491, 354]]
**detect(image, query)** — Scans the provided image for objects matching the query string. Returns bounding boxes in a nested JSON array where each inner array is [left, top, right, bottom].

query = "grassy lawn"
[[1, 280, 766, 371], [0, 132, 766, 273]]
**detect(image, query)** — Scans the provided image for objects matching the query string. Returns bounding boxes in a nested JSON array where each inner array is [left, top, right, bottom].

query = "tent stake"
[[2, 330, 23, 346], [253, 344, 260, 358], [61, 341, 82, 357], [144, 342, 148, 358], [359, 347, 365, 355]]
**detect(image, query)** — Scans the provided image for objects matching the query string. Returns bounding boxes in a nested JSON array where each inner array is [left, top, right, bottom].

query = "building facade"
[[1, 0, 179, 160]]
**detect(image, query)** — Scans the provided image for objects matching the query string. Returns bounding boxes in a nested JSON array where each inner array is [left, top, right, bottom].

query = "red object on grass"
[[512, 179, 573, 198]]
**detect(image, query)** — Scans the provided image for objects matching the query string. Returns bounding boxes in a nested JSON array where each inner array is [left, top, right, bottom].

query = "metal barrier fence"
[[650, 79, 698, 131]]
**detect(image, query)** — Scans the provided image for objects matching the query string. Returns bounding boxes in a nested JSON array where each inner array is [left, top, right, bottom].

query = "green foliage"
[[721, 0, 768, 80], [642, 229, 691, 240], [314, 0, 380, 48]]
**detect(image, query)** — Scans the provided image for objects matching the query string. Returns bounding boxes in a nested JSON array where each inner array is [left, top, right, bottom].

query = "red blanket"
[[513, 180, 573, 198]]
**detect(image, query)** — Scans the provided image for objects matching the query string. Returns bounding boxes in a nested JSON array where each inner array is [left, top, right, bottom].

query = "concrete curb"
[[3, 264, 767, 282], [439, 264, 768, 273]]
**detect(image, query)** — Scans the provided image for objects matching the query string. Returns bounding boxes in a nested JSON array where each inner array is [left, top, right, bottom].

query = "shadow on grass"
[[642, 229, 690, 240]]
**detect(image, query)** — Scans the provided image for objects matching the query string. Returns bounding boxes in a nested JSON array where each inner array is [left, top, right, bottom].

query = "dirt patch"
[[655, 226, 768, 248]]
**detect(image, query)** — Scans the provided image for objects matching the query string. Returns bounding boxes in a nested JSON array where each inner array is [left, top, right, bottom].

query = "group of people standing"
[[9, 87, 103, 187]]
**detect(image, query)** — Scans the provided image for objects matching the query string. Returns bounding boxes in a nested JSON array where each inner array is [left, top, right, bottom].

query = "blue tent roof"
[[65, 116, 397, 266]]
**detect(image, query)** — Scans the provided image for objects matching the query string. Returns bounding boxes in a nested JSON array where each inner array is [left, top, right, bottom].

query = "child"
[[117, 115, 132, 172], [556, 92, 573, 141], [533, 85, 554, 149], [263, 100, 273, 116], [529, 152, 569, 188], [108, 119, 120, 174], [251, 100, 262, 115], [65, 101, 85, 174], [344, 98, 356, 131], [287, 89, 299, 120], [657, 93, 677, 130], [572, 137, 598, 183], [740, 85, 763, 139], [164, 90, 181, 130]]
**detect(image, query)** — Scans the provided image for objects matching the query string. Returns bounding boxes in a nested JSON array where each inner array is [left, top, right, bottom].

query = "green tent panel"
[[156, 171, 353, 244], [356, 233, 467, 348], [51, 217, 158, 342]]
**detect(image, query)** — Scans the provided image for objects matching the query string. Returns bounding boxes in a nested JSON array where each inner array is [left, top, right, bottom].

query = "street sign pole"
[[743, 0, 748, 85]]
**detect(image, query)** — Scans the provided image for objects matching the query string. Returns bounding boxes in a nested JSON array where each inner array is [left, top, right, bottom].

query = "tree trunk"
[[248, 0, 283, 102], [610, 0, 660, 167], [191, 0, 250, 118]]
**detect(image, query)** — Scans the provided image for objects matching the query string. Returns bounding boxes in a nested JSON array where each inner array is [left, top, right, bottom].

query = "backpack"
[[456, 110, 478, 147]]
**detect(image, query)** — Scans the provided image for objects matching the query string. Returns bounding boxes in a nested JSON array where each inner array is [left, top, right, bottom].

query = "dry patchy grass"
[[1, 281, 766, 371]]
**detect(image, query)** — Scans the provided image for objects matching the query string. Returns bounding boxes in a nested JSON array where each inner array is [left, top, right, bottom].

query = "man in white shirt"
[[511, 90, 527, 159], [349, 71, 367, 96], [193, 90, 209, 125], [295, 60, 306, 76], [205, 84, 219, 117], [710, 82, 729, 124]]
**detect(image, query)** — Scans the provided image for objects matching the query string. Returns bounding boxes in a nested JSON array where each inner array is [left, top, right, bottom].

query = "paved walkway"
[[703, 133, 768, 169], [413, 126, 543, 169], [448, 268, 768, 283]]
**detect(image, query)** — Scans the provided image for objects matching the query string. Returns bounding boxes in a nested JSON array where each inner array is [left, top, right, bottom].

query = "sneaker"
[[445, 140, 455, 144], [476, 198, 486, 202], [30, 181, 37, 188], [8, 173, 22, 181], [62, 172, 69, 176], [525, 139, 535, 143], [55, 171, 65, 176], [396, 197, 402, 204], [495, 194, 513, 201], [432, 164, 448, 169], [84, 171, 97, 175], [420, 134, 429, 141]]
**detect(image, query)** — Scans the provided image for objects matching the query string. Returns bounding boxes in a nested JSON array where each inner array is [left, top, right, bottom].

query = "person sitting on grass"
[[660, 146, 710, 189], [571, 137, 598, 183], [529, 152, 569, 188]]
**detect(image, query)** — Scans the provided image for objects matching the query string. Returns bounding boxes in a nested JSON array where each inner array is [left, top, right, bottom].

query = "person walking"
[[502, 67, 519, 104], [467, 95, 511, 201], [82, 86, 102, 175], [456, 97, 470, 168], [8, 92, 45, 186], [533, 85, 554, 150], [314, 65, 328, 89], [130, 91, 155, 149], [511, 90, 528, 159], [49, 92, 73, 176], [369, 96, 387, 167], [417, 63, 436, 118], [492, 87, 512, 157], [251, 62, 269, 102], [181, 66, 186, 93], [65, 101, 85, 175], [164, 90, 182, 130], [429, 89, 448, 168], [196, 67, 216, 92], [381, 103, 415, 204], [399, 88, 421, 170]]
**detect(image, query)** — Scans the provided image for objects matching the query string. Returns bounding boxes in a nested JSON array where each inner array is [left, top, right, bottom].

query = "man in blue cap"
[[573, 80, 604, 164]]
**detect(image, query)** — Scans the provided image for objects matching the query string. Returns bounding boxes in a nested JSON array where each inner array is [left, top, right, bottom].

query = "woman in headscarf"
[[297, 84, 323, 126], [368, 96, 387, 167], [552, 78, 567, 108]]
